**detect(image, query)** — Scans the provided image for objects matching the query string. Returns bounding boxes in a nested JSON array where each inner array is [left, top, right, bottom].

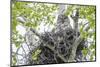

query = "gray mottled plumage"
[[56, 14, 71, 32]]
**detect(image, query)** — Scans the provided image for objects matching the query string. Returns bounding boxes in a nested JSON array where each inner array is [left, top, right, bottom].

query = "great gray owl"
[[56, 14, 71, 32]]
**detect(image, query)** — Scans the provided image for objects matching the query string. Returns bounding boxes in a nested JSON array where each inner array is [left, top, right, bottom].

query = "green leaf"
[[82, 48, 88, 56], [12, 55, 17, 66], [32, 49, 41, 61], [15, 41, 20, 48], [89, 44, 95, 49]]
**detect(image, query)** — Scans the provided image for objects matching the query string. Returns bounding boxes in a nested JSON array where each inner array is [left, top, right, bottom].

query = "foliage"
[[12, 1, 58, 65], [32, 49, 41, 61], [11, 1, 96, 65]]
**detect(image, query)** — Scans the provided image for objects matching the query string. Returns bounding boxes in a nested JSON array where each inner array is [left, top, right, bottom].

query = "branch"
[[45, 44, 68, 62], [30, 28, 41, 38], [58, 5, 66, 15], [68, 36, 83, 62], [71, 8, 79, 37], [30, 28, 68, 62]]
